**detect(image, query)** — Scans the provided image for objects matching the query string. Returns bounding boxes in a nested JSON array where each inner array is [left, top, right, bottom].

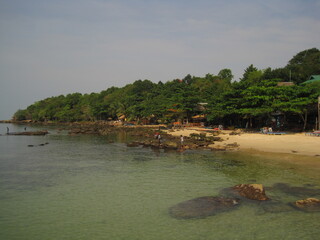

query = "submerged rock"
[[293, 198, 320, 212], [210, 145, 227, 151], [258, 201, 295, 214], [272, 183, 320, 198], [169, 196, 240, 219], [163, 141, 179, 150], [233, 184, 269, 201], [126, 142, 140, 147]]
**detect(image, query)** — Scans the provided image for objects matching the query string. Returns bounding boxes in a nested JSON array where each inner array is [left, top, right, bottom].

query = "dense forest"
[[13, 48, 320, 130]]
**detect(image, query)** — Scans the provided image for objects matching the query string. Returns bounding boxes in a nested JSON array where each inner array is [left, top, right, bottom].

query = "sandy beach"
[[164, 128, 320, 177], [165, 128, 320, 157]]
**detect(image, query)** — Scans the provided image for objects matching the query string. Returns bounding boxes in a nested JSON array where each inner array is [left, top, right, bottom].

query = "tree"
[[240, 64, 258, 82], [286, 48, 320, 84], [13, 109, 27, 121], [218, 69, 234, 82], [12, 48, 320, 130]]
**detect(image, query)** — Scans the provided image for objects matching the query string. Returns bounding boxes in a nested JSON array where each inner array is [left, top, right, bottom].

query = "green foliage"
[[13, 109, 28, 121], [286, 48, 320, 84]]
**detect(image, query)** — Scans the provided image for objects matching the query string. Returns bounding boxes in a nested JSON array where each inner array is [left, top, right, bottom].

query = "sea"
[[0, 123, 319, 240]]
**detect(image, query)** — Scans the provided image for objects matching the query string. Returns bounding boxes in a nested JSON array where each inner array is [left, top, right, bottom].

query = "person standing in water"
[[180, 135, 184, 148]]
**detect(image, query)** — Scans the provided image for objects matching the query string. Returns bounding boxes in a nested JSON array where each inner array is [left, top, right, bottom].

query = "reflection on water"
[[0, 124, 319, 240]]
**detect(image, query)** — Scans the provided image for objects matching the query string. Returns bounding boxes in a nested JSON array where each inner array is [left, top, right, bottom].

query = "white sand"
[[165, 128, 320, 157]]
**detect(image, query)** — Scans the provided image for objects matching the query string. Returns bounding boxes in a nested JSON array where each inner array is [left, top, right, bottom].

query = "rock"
[[150, 143, 161, 149], [142, 140, 152, 147], [212, 136, 222, 141], [27, 145, 34, 147], [210, 144, 227, 151], [229, 130, 241, 135], [233, 184, 269, 201], [177, 148, 186, 153], [187, 143, 198, 149], [226, 142, 240, 148], [272, 183, 320, 198], [163, 141, 178, 149], [169, 196, 240, 219], [126, 142, 140, 147], [258, 201, 295, 214], [293, 198, 320, 212], [7, 130, 49, 136]]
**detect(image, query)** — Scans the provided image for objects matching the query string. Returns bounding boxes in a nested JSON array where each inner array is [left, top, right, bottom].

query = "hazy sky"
[[1, 0, 320, 120]]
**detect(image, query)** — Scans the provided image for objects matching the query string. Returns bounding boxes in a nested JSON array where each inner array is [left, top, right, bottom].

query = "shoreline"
[[2, 121, 320, 177], [2, 121, 320, 157]]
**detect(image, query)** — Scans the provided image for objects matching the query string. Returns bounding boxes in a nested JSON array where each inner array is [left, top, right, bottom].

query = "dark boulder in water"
[[272, 183, 320, 198], [169, 196, 240, 219], [258, 201, 295, 214]]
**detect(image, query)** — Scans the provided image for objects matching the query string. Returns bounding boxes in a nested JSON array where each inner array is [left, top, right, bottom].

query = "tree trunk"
[[303, 111, 308, 131], [299, 111, 308, 131]]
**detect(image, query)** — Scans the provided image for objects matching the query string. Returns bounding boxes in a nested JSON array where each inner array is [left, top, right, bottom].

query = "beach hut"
[[191, 114, 206, 126]]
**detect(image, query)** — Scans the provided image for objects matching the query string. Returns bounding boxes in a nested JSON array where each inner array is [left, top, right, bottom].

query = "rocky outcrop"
[[7, 130, 48, 136], [229, 130, 242, 135], [163, 141, 179, 150], [226, 142, 240, 148], [69, 126, 100, 135], [169, 196, 240, 219], [232, 184, 269, 201], [293, 198, 320, 212], [126, 142, 141, 147]]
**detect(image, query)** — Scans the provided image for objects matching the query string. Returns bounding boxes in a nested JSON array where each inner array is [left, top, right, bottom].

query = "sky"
[[0, 0, 320, 120]]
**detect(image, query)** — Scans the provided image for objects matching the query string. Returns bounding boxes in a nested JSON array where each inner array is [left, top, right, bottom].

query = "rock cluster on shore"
[[61, 122, 241, 151]]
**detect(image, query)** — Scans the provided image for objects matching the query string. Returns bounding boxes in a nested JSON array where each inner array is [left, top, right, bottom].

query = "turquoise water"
[[0, 124, 319, 240]]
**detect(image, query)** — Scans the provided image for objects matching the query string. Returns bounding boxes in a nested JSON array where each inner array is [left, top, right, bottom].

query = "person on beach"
[[180, 135, 184, 148]]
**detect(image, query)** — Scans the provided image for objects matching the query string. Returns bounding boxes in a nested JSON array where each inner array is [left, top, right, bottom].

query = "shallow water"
[[0, 124, 319, 240]]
